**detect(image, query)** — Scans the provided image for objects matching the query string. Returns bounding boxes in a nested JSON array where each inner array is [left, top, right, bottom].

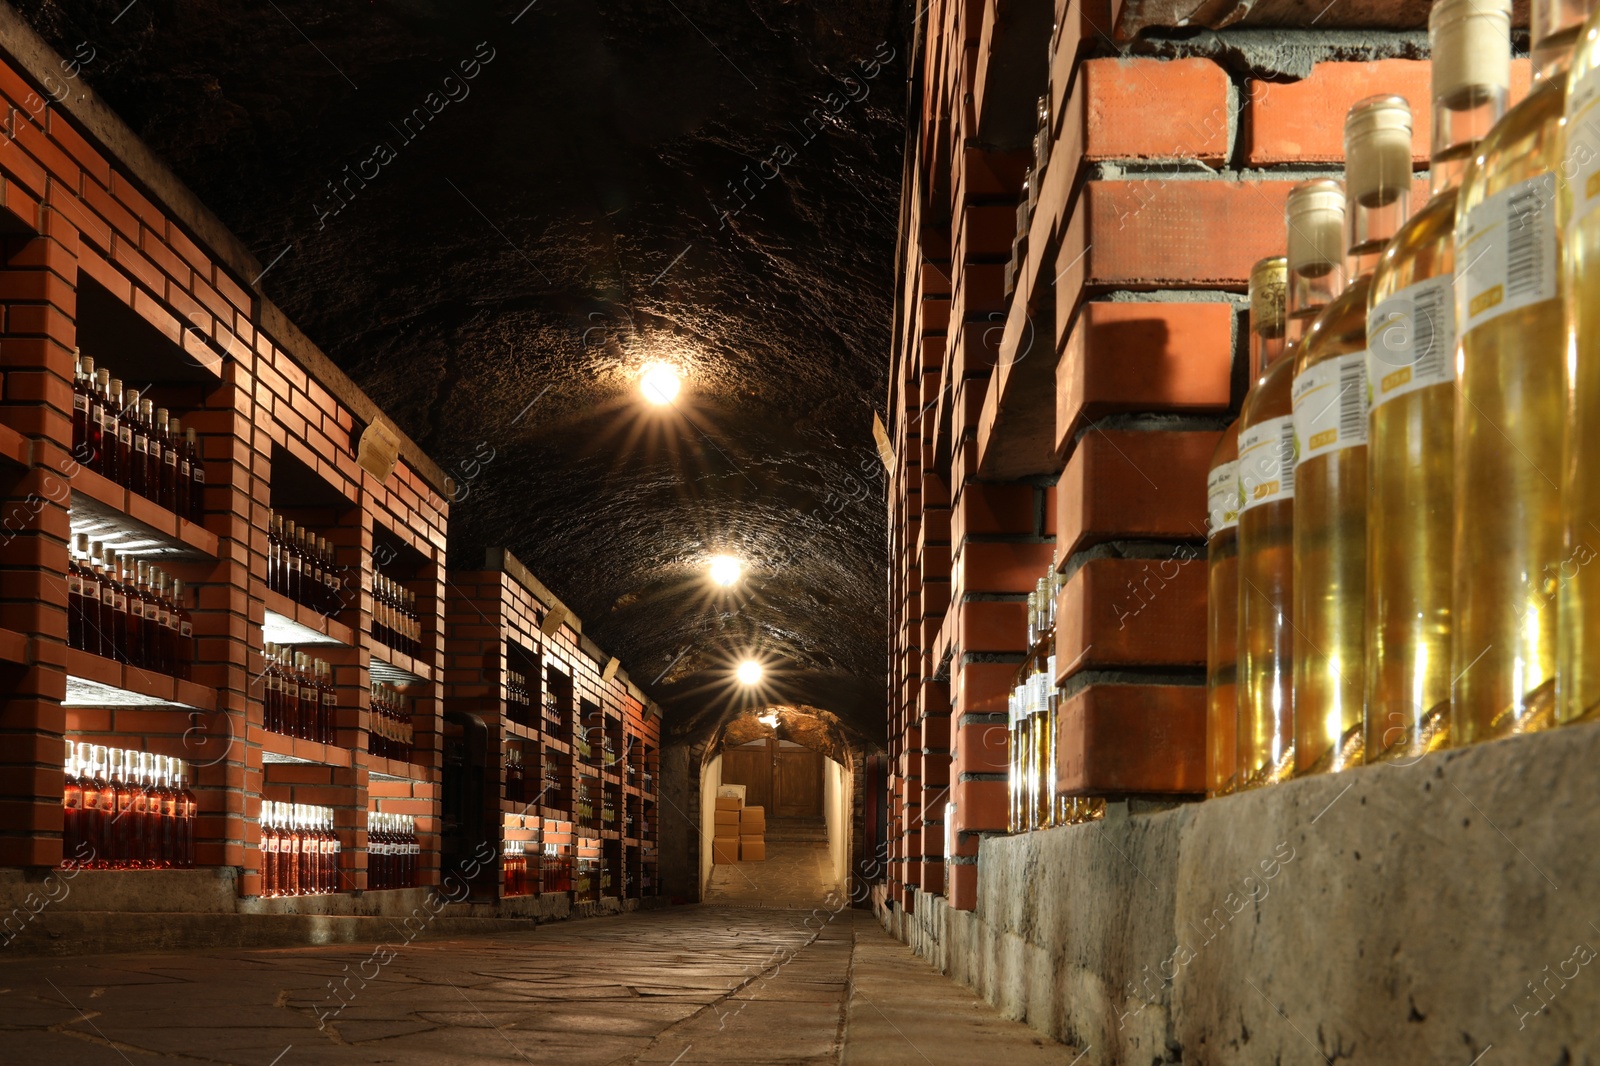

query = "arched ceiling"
[[14, 0, 906, 741]]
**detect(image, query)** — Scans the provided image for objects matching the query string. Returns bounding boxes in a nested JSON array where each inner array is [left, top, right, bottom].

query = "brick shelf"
[[62, 647, 216, 711], [68, 465, 218, 560], [258, 728, 352, 769], [261, 589, 354, 647], [0, 421, 30, 468], [367, 754, 436, 783], [0, 626, 28, 664], [370, 647, 434, 684]]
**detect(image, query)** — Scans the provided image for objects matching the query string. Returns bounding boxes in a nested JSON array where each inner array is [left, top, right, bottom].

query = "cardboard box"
[[716, 784, 747, 802], [714, 809, 741, 827], [713, 838, 739, 863], [740, 836, 766, 861], [714, 796, 743, 811], [739, 805, 765, 828]]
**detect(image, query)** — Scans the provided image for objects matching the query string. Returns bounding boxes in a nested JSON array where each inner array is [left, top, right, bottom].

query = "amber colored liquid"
[[1010, 717, 1029, 833], [1293, 277, 1371, 776], [1454, 73, 1570, 744], [1206, 425, 1240, 797], [1236, 357, 1296, 788], [1031, 707, 1053, 828], [1367, 189, 1460, 760], [1559, 14, 1600, 725]]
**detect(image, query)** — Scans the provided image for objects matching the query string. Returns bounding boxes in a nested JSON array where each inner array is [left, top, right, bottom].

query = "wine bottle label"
[[1457, 171, 1559, 334], [120, 426, 132, 445], [67, 571, 81, 595], [1292, 351, 1369, 463], [130, 599, 144, 620], [74, 392, 89, 414], [1206, 459, 1240, 536], [157, 607, 171, 626], [180, 621, 193, 637], [179, 459, 191, 477], [102, 585, 115, 605], [166, 449, 178, 466], [1238, 415, 1297, 511], [1566, 57, 1600, 232], [193, 466, 206, 484], [113, 592, 126, 611], [135, 435, 147, 454], [1367, 273, 1456, 408]]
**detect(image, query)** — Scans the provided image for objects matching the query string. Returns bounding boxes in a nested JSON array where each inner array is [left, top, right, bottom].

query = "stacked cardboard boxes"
[[739, 803, 765, 862], [713, 784, 744, 863]]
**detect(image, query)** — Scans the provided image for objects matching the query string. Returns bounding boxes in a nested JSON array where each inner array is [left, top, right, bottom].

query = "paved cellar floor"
[[0, 854, 1072, 1064]]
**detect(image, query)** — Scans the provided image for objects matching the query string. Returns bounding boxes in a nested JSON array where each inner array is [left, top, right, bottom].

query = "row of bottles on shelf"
[[506, 667, 560, 729], [1008, 573, 1106, 833], [71, 352, 205, 520], [262, 644, 338, 744], [259, 802, 340, 897], [502, 840, 534, 896], [372, 573, 422, 656], [267, 513, 345, 615], [62, 743, 195, 868], [368, 681, 415, 761], [368, 813, 419, 890], [1207, 0, 1600, 796], [67, 535, 194, 677], [503, 748, 548, 804], [1004, 93, 1052, 300]]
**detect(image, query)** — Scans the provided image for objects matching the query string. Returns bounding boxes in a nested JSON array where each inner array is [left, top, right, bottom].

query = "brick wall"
[[884, 1, 1533, 909]]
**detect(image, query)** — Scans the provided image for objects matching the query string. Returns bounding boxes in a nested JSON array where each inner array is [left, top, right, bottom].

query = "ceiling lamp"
[[709, 554, 742, 587], [639, 362, 681, 405], [736, 660, 763, 686]]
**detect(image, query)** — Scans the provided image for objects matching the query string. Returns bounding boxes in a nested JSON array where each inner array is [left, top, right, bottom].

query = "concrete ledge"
[[877, 720, 1600, 1064]]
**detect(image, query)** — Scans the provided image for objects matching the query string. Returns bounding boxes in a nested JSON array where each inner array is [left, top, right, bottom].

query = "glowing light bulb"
[[709, 555, 742, 587], [640, 363, 681, 405], [736, 660, 763, 686]]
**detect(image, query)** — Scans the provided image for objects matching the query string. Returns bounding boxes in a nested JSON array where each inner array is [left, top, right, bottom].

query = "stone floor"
[[702, 840, 841, 908], [0, 845, 1071, 1065]]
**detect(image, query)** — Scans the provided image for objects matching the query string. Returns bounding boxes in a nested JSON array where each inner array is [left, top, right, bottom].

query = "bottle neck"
[[1535, 20, 1587, 82]]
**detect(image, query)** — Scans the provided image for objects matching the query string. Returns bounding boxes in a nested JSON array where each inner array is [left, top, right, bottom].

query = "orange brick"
[[953, 720, 1008, 775], [1057, 302, 1235, 449], [954, 539, 1055, 596], [1055, 555, 1208, 674], [1057, 429, 1219, 555], [1246, 60, 1432, 166], [1085, 57, 1231, 164], [953, 660, 1019, 717], [955, 481, 1036, 537], [1056, 684, 1205, 795], [1085, 180, 1294, 289], [952, 777, 1007, 834], [957, 599, 1028, 654]]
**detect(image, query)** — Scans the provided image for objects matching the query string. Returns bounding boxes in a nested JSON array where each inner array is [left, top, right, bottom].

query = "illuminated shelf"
[[370, 648, 433, 685], [262, 589, 354, 647], [259, 728, 351, 768], [63, 647, 215, 711], [69, 466, 217, 560]]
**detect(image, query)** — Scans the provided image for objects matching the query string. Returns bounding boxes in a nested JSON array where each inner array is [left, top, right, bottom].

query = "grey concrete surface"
[[879, 720, 1600, 1065]]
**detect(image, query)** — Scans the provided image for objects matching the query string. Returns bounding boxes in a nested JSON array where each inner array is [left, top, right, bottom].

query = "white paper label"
[[1367, 273, 1456, 408], [1457, 172, 1559, 335], [1238, 415, 1296, 512], [1293, 351, 1369, 462], [1207, 459, 1240, 535], [1565, 57, 1600, 230]]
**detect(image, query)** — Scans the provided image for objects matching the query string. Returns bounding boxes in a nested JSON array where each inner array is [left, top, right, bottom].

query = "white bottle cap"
[[1286, 179, 1347, 277], [1344, 95, 1414, 209]]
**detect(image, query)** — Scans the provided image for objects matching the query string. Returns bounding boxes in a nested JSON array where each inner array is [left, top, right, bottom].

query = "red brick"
[[1056, 683, 1205, 795], [46, 111, 110, 187], [1085, 179, 1294, 289], [46, 180, 111, 251], [11, 118, 79, 191], [952, 777, 1007, 834], [0, 136, 49, 200], [954, 660, 1020, 717], [1246, 60, 1431, 166], [953, 720, 1008, 775], [1057, 302, 1234, 450], [1055, 555, 1208, 675], [957, 599, 1028, 654], [955, 481, 1035, 537], [81, 178, 139, 242], [111, 171, 164, 230], [948, 861, 977, 910], [1057, 429, 1219, 555], [954, 539, 1055, 596], [1085, 58, 1231, 164]]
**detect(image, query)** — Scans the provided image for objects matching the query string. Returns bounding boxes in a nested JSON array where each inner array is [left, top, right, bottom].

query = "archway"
[[696, 705, 860, 904]]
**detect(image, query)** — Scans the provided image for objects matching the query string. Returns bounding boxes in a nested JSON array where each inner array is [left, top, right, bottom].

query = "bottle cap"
[[1344, 95, 1413, 209], [1285, 179, 1346, 278], [1432, 0, 1513, 105]]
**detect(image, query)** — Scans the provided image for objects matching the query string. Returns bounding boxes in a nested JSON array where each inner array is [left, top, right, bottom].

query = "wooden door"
[[774, 742, 823, 818], [720, 743, 773, 811]]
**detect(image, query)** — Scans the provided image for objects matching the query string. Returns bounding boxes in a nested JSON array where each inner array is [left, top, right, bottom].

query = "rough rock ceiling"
[[16, 0, 906, 743]]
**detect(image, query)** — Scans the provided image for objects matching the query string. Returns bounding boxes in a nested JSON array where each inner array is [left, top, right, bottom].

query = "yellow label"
[[1309, 428, 1338, 450], [1253, 480, 1279, 500], [1380, 366, 1412, 393], [1469, 284, 1503, 318]]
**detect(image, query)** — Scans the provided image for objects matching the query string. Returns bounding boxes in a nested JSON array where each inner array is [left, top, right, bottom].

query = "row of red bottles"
[[507, 666, 536, 727], [260, 801, 340, 896], [71, 351, 205, 521], [67, 535, 194, 677], [367, 680, 413, 760], [262, 644, 337, 743], [503, 840, 533, 896], [368, 812, 418, 890], [372, 574, 422, 656], [543, 847, 573, 892], [267, 513, 345, 615], [62, 742, 195, 869]]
